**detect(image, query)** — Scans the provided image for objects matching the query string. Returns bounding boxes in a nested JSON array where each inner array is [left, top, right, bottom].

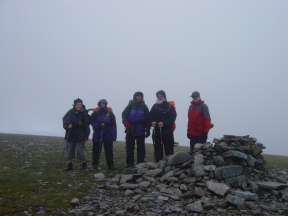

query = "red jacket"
[[187, 100, 213, 137]]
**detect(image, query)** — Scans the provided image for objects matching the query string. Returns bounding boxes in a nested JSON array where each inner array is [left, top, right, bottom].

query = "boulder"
[[215, 165, 243, 180], [168, 152, 193, 166]]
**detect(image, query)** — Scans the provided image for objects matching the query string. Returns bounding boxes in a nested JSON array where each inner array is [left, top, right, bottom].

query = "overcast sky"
[[1, 0, 288, 155]]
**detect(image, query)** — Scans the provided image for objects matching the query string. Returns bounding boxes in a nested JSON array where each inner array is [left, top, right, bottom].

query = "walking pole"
[[159, 126, 165, 159]]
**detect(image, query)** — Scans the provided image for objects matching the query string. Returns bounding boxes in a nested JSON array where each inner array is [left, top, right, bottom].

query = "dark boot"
[[81, 162, 88, 170], [65, 162, 73, 172]]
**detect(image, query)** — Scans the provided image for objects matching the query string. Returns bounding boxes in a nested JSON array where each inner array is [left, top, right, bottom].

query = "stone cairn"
[[71, 135, 288, 216]]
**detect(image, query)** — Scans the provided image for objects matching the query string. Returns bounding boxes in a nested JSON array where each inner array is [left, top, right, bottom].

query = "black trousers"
[[189, 134, 208, 153], [126, 135, 145, 167], [92, 140, 114, 169], [152, 128, 174, 162]]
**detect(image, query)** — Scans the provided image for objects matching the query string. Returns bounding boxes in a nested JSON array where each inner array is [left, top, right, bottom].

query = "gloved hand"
[[145, 129, 151, 138], [187, 133, 191, 139]]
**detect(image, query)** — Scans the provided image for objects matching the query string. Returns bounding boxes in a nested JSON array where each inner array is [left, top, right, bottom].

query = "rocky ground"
[[70, 136, 288, 216]]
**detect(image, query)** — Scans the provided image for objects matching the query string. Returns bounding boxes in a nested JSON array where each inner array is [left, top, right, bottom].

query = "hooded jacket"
[[63, 106, 90, 142], [149, 101, 177, 130], [122, 98, 150, 137], [187, 100, 213, 137], [90, 107, 117, 142]]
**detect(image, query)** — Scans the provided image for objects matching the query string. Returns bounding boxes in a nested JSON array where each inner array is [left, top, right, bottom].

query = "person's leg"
[[189, 137, 198, 153], [136, 136, 145, 164], [153, 129, 163, 162], [103, 140, 114, 169], [76, 142, 87, 169], [65, 141, 76, 171], [92, 139, 103, 169], [162, 129, 174, 157], [126, 134, 135, 167], [201, 134, 208, 143]]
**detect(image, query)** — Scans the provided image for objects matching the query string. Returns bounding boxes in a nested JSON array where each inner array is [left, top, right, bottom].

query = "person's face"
[[192, 96, 200, 101], [100, 102, 107, 108], [135, 95, 143, 102], [157, 94, 165, 101], [75, 102, 83, 111]]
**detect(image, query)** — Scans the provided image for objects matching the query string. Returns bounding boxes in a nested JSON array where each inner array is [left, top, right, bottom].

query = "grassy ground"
[[0, 133, 287, 215]]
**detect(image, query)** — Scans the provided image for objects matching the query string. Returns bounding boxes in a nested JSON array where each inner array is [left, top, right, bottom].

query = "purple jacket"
[[122, 101, 150, 137], [90, 108, 117, 142]]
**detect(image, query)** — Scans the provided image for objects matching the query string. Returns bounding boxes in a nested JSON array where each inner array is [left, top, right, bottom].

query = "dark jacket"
[[63, 107, 90, 142], [90, 107, 117, 142], [149, 101, 177, 130], [187, 100, 212, 137], [122, 101, 150, 137]]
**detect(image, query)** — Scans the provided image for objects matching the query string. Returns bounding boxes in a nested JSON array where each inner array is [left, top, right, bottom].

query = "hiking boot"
[[108, 163, 115, 170], [65, 162, 73, 172], [81, 162, 88, 170]]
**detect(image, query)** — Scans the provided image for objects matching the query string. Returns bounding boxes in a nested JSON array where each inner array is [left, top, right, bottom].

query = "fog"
[[1, 0, 288, 155]]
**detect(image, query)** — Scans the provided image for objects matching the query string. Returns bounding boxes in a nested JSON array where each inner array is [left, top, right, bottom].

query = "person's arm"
[[62, 110, 72, 130], [187, 106, 192, 138], [122, 102, 132, 128], [111, 112, 117, 141], [84, 111, 91, 140]]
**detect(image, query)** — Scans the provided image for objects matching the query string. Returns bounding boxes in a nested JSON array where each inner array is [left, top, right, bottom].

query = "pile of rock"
[[70, 135, 288, 216]]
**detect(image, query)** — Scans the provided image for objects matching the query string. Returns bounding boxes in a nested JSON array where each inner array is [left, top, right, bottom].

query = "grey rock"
[[226, 194, 245, 208], [160, 170, 174, 182], [115, 210, 126, 216], [186, 200, 203, 213], [282, 188, 288, 201], [70, 197, 80, 208], [204, 165, 217, 172], [215, 165, 243, 180], [194, 153, 204, 165], [120, 183, 138, 190], [256, 181, 288, 190], [157, 195, 169, 201], [179, 184, 188, 191], [213, 156, 225, 166], [223, 150, 248, 160], [120, 174, 134, 184], [138, 181, 151, 189], [124, 189, 135, 196], [206, 181, 230, 196], [168, 152, 193, 166], [247, 155, 257, 167], [232, 190, 258, 201], [94, 173, 105, 181], [145, 168, 162, 177]]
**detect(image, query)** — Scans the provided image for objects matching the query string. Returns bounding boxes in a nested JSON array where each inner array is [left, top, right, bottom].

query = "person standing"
[[62, 98, 90, 171], [150, 90, 177, 162], [187, 91, 213, 153], [122, 92, 150, 168], [90, 99, 117, 170]]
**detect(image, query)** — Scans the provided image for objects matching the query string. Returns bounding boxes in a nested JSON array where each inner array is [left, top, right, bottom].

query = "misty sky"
[[1, 1, 288, 155]]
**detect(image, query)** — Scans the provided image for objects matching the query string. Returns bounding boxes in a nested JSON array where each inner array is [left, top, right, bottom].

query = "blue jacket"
[[90, 107, 117, 142], [122, 101, 150, 137]]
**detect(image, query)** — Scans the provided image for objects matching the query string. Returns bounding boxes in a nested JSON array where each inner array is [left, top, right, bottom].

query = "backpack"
[[168, 101, 176, 131]]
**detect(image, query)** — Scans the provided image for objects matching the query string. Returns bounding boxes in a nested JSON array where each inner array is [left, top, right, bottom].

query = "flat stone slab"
[[223, 150, 248, 160], [232, 190, 258, 201], [256, 181, 288, 190], [215, 165, 243, 180], [168, 152, 193, 166], [206, 181, 230, 196]]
